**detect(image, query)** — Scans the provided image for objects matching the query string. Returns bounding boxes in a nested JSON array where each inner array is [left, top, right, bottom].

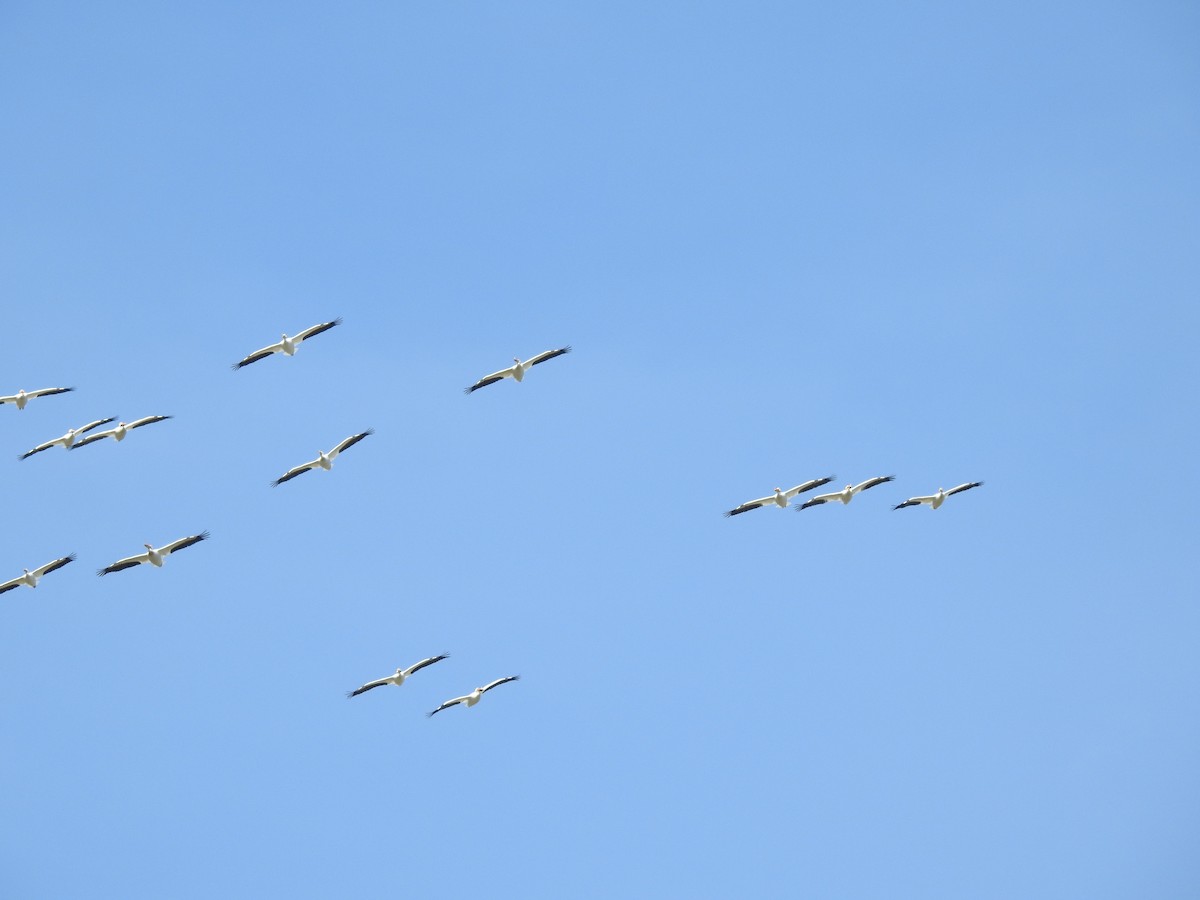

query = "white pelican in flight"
[[347, 655, 450, 698], [233, 319, 342, 369], [272, 430, 372, 486], [428, 675, 520, 717], [1, 387, 74, 410], [97, 532, 209, 576], [69, 416, 172, 450], [465, 347, 571, 393], [0, 555, 75, 594], [894, 481, 983, 510], [20, 418, 116, 459], [725, 476, 836, 517], [798, 476, 895, 510]]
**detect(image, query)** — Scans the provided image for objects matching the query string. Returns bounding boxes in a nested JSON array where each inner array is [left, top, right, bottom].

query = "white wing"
[[159, 532, 209, 556], [851, 476, 894, 495], [328, 430, 372, 460], [29, 555, 75, 578], [0, 575, 25, 593], [28, 387, 74, 399], [782, 476, 836, 499], [946, 482, 983, 496], [273, 459, 321, 486], [480, 675, 520, 693], [293, 319, 342, 343], [233, 343, 284, 369], [428, 695, 470, 716], [126, 415, 172, 430], [402, 654, 449, 676], [20, 437, 64, 459], [98, 552, 152, 575]]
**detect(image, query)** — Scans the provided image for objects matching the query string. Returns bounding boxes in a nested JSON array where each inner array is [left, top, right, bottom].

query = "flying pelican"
[[725, 477, 836, 516], [798, 476, 895, 510], [1, 387, 74, 410], [347, 655, 450, 698], [69, 416, 172, 450], [20, 418, 117, 459], [894, 482, 984, 510], [428, 676, 520, 717], [233, 319, 342, 369], [0, 555, 76, 594], [272, 430, 372, 486], [97, 532, 209, 576], [465, 347, 571, 393]]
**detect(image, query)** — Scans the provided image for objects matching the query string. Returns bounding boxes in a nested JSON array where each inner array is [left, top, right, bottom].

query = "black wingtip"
[[198, 530, 211, 541], [96, 569, 108, 577]]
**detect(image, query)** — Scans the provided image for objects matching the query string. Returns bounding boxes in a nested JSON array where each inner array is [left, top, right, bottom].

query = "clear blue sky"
[[2, 2, 1198, 897]]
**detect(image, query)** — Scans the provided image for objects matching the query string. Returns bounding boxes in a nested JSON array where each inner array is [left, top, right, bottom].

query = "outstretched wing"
[[403, 654, 449, 676], [69, 431, 114, 450], [783, 476, 836, 499], [527, 346, 571, 366], [29, 387, 74, 398], [31, 555, 75, 578], [161, 532, 209, 556], [328, 430, 372, 459], [20, 439, 59, 459], [294, 318, 342, 343], [480, 675, 520, 694], [127, 415, 172, 430], [852, 475, 895, 494], [347, 678, 391, 698], [893, 497, 931, 510], [427, 696, 468, 717], [97, 554, 150, 576], [798, 493, 839, 510], [272, 461, 319, 486], [946, 481, 983, 497], [725, 496, 771, 517], [465, 370, 511, 393], [0, 578, 24, 594], [233, 345, 280, 370]]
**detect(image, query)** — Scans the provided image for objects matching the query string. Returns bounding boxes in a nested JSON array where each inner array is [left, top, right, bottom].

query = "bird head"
[[143, 543, 153, 550], [774, 487, 783, 493], [513, 356, 521, 364], [22, 568, 30, 575]]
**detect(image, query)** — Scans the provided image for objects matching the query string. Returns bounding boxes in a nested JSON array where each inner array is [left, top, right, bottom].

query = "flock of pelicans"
[[5, 317, 982, 717]]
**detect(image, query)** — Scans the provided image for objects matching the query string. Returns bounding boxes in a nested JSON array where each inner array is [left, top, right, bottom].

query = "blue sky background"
[[2, 1, 1198, 897]]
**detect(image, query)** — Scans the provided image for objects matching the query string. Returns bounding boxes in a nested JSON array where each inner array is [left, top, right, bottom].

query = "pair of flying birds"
[[347, 654, 520, 718], [0, 532, 209, 595], [231, 317, 572, 393]]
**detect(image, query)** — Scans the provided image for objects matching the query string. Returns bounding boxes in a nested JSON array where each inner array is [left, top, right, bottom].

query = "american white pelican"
[[272, 430, 373, 486], [20, 418, 116, 459], [725, 477, 836, 517], [894, 482, 983, 510], [798, 476, 895, 510], [233, 319, 342, 369], [69, 416, 172, 450], [465, 347, 571, 393], [347, 655, 450, 698], [97, 532, 209, 576], [428, 675, 520, 717], [0, 555, 75, 594], [1, 387, 74, 410]]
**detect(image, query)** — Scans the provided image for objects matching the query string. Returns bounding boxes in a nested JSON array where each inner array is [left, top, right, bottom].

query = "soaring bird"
[[272, 430, 372, 486], [69, 416, 172, 450], [725, 477, 836, 516], [1, 387, 74, 410], [428, 676, 520, 717], [894, 482, 984, 510], [0, 556, 75, 594], [798, 476, 895, 510], [465, 347, 571, 393], [347, 655, 450, 698], [97, 533, 209, 576], [20, 418, 116, 458], [233, 319, 342, 369]]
